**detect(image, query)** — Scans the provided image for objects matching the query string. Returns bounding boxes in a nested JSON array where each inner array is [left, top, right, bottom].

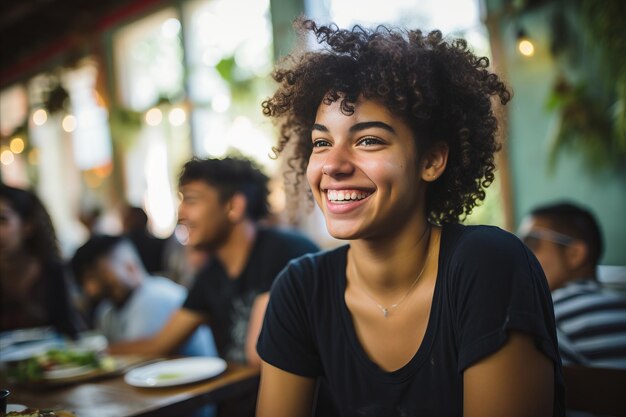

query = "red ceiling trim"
[[0, 0, 168, 88]]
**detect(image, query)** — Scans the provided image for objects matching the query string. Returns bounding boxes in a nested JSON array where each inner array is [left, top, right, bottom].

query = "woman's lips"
[[326, 189, 370, 202], [324, 189, 372, 214]]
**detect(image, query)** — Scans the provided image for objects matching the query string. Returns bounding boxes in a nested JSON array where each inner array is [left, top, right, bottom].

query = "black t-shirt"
[[183, 226, 319, 363], [258, 224, 566, 416]]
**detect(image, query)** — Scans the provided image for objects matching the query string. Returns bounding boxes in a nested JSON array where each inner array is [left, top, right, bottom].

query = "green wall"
[[270, 0, 306, 60], [487, 1, 626, 265]]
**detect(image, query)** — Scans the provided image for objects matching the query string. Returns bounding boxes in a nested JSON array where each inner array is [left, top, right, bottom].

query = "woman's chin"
[[325, 223, 363, 241]]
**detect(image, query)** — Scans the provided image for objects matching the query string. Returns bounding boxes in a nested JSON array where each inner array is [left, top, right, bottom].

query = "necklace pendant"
[[382, 308, 389, 317]]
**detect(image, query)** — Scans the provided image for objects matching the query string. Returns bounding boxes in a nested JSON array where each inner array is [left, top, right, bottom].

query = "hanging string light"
[[517, 28, 535, 57]]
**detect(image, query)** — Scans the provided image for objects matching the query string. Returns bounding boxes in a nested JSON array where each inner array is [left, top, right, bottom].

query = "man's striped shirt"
[[552, 279, 626, 369]]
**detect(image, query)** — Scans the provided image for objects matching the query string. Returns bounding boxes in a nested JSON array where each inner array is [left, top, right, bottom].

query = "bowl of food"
[[4, 347, 109, 385]]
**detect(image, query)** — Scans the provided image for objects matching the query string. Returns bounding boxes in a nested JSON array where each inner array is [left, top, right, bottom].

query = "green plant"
[[540, 0, 626, 172]]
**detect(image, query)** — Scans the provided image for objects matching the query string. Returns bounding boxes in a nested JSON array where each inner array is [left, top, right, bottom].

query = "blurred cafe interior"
[[0, 0, 625, 266], [1, 0, 625, 415]]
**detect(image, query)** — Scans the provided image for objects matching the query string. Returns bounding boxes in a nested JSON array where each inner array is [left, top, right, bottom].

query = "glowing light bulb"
[[33, 109, 48, 125], [146, 108, 163, 126], [62, 114, 77, 132], [518, 39, 535, 57], [168, 108, 186, 126], [0, 149, 14, 165], [10, 137, 25, 154]]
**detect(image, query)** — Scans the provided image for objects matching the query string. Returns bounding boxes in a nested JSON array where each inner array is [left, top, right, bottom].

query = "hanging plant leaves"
[[215, 56, 237, 82], [541, 0, 626, 172], [108, 107, 143, 152], [215, 55, 254, 96]]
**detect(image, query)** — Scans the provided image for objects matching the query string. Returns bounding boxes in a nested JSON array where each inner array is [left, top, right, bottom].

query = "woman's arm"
[[256, 361, 316, 417], [245, 292, 269, 368], [464, 331, 554, 417]]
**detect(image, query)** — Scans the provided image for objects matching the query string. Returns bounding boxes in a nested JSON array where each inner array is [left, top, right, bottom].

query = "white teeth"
[[326, 190, 368, 202]]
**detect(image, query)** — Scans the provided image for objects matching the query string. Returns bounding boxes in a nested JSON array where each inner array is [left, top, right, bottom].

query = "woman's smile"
[[323, 188, 373, 215], [307, 97, 424, 240]]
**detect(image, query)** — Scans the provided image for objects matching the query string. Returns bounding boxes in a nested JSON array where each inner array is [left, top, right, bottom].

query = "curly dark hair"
[[262, 18, 511, 224], [0, 183, 61, 261], [179, 156, 270, 221]]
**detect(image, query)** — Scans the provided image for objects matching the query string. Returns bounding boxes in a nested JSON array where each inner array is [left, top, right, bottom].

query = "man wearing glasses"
[[518, 202, 626, 369]]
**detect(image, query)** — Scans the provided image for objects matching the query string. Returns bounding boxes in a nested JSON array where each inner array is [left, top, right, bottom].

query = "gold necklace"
[[353, 226, 431, 318]]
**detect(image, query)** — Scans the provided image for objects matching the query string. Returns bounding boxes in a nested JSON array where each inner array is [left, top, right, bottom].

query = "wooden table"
[[2, 360, 260, 417]]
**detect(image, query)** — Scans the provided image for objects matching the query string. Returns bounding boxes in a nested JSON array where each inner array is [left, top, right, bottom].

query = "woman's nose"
[[322, 146, 354, 177]]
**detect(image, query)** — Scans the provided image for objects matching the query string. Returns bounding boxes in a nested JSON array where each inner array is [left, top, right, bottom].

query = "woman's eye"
[[357, 136, 384, 146], [312, 139, 331, 148]]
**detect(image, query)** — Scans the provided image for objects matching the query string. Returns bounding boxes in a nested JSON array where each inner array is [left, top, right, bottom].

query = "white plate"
[[124, 357, 227, 388], [44, 364, 96, 380], [7, 404, 27, 412], [0, 339, 62, 362]]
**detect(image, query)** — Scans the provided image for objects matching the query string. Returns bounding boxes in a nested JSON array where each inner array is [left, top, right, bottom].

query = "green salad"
[[11, 348, 101, 382]]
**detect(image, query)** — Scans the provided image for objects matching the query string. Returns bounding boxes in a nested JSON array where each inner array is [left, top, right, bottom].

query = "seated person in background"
[[519, 201, 626, 369], [0, 183, 85, 337], [71, 235, 217, 357], [161, 226, 211, 289], [121, 205, 167, 274], [107, 156, 320, 367]]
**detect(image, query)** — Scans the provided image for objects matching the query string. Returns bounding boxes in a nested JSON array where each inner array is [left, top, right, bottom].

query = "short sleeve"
[[257, 257, 322, 377], [448, 227, 560, 372]]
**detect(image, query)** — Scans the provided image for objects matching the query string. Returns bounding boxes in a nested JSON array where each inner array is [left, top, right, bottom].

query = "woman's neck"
[[348, 220, 435, 291]]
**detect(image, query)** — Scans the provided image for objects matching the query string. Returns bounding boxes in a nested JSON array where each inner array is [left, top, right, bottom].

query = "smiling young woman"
[[256, 18, 565, 417]]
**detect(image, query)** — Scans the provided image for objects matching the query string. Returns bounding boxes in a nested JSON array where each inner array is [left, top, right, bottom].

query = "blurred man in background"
[[106, 156, 319, 417], [107, 156, 319, 365], [519, 201, 626, 368], [71, 235, 216, 357]]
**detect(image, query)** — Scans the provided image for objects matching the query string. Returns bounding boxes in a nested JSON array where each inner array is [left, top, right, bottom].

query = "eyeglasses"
[[518, 227, 577, 250]]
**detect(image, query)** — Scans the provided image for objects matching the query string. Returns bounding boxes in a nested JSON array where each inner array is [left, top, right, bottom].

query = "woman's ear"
[[227, 193, 248, 223], [421, 142, 449, 182]]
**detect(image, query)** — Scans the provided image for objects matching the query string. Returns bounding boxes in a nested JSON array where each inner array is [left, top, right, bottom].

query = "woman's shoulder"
[[273, 245, 348, 292], [441, 223, 531, 270], [443, 223, 524, 253], [285, 244, 348, 275]]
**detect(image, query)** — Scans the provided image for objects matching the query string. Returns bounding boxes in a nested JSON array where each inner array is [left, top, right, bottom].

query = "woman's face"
[[307, 97, 427, 240], [0, 198, 27, 257]]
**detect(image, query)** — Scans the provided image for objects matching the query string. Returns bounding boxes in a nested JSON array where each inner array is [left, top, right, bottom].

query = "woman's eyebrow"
[[312, 121, 396, 133], [312, 123, 328, 132], [350, 121, 395, 133]]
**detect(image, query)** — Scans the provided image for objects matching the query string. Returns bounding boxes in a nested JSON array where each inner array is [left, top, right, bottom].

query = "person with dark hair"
[[519, 201, 626, 369], [108, 156, 319, 367], [255, 19, 564, 416], [0, 183, 84, 337], [121, 205, 167, 274], [71, 235, 216, 357]]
